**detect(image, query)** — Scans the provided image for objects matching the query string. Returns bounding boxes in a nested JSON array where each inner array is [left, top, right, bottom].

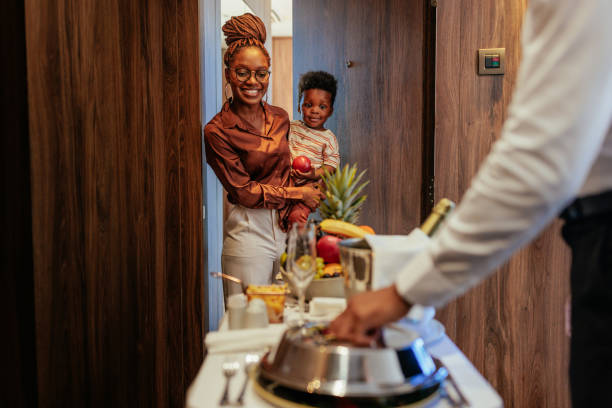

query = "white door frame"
[[199, 0, 273, 332], [199, 0, 224, 332]]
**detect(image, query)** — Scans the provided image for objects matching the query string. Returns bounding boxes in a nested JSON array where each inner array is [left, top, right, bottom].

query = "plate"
[[253, 368, 443, 408]]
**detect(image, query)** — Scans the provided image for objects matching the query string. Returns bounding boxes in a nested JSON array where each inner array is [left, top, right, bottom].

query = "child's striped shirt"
[[288, 120, 340, 169]]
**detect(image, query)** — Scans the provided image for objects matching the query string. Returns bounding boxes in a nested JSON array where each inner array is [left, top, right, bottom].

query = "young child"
[[285, 71, 340, 226]]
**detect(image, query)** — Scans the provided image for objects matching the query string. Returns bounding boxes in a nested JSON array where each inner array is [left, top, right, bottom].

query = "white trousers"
[[221, 205, 286, 296]]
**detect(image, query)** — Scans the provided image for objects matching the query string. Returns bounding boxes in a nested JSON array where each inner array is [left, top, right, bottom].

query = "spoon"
[[210, 272, 247, 292], [210, 272, 290, 295]]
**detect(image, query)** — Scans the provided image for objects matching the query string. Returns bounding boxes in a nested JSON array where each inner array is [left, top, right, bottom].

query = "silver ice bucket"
[[338, 238, 373, 298]]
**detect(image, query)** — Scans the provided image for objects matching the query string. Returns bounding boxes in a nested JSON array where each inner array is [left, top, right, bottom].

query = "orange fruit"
[[323, 263, 343, 277], [359, 225, 375, 235]]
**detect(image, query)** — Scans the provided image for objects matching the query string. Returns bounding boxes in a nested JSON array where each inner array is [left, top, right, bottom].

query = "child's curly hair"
[[297, 71, 338, 112]]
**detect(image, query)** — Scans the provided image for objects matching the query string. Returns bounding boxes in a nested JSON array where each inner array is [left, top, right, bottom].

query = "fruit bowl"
[[280, 263, 345, 300], [306, 277, 345, 300]]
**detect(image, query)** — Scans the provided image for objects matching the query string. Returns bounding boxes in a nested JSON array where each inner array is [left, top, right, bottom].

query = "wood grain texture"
[[1, 0, 38, 406], [177, 0, 206, 392], [272, 37, 293, 120], [434, 1, 571, 407], [421, 2, 437, 219], [294, 0, 425, 233], [24, 0, 204, 406]]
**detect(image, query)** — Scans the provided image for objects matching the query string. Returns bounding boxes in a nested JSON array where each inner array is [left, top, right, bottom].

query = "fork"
[[219, 359, 240, 406], [236, 353, 261, 405]]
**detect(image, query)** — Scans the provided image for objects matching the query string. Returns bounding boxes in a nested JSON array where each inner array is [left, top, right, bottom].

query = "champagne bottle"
[[403, 198, 456, 325], [420, 198, 455, 237]]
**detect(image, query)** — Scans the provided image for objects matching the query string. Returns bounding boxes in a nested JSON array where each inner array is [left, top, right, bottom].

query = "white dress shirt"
[[396, 0, 612, 307]]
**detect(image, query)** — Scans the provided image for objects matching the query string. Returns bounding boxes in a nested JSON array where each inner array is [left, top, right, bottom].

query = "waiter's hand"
[[300, 183, 325, 209], [329, 285, 412, 346]]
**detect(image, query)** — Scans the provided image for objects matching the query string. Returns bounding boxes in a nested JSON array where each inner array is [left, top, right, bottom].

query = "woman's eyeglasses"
[[231, 68, 270, 83]]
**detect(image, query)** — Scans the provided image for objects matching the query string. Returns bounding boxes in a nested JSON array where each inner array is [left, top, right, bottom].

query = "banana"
[[319, 219, 367, 239]]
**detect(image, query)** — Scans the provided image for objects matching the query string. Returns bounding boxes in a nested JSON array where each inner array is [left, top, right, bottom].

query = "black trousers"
[[561, 210, 612, 407]]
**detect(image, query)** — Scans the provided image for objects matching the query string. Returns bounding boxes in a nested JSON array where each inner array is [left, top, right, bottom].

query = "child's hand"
[[292, 167, 318, 181], [300, 183, 325, 210]]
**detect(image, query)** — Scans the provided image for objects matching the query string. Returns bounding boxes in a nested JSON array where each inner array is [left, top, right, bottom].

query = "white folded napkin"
[[309, 297, 347, 318], [364, 229, 435, 325], [364, 228, 430, 290], [204, 325, 286, 354]]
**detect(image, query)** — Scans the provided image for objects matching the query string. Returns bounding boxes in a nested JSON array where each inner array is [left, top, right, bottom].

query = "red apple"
[[316, 235, 341, 264], [292, 155, 312, 173]]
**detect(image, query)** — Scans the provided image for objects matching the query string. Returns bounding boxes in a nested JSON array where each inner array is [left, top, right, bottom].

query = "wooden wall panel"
[[24, 0, 204, 406], [272, 37, 293, 119], [434, 1, 571, 407], [294, 0, 425, 233], [1, 0, 38, 406], [177, 0, 206, 391]]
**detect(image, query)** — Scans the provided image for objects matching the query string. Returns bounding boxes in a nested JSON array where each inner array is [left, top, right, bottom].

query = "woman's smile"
[[241, 88, 262, 97]]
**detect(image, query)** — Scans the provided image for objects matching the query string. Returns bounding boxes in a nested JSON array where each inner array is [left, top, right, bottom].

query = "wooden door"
[[293, 0, 427, 233], [434, 1, 571, 407]]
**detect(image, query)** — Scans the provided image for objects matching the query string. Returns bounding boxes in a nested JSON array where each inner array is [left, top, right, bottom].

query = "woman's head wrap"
[[222, 13, 270, 67]]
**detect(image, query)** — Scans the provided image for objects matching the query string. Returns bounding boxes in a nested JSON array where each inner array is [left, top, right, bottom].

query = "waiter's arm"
[[395, 0, 612, 308]]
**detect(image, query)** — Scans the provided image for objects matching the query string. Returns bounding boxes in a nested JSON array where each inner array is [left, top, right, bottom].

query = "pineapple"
[[318, 163, 369, 224]]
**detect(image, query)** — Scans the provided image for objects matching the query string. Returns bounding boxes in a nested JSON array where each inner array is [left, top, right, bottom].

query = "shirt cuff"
[[283, 187, 304, 201], [394, 250, 463, 308]]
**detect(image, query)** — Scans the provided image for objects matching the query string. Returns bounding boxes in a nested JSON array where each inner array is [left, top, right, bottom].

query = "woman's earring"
[[224, 83, 232, 102]]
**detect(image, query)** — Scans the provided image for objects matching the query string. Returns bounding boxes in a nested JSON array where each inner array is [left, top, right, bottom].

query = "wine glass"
[[285, 221, 317, 327]]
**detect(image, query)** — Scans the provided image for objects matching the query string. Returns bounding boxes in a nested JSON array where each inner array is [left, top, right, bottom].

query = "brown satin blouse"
[[204, 101, 303, 209]]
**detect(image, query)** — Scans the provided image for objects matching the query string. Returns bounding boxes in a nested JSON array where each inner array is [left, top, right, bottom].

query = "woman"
[[204, 13, 323, 294]]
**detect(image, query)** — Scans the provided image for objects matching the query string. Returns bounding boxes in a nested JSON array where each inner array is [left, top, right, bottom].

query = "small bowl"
[[245, 284, 288, 323]]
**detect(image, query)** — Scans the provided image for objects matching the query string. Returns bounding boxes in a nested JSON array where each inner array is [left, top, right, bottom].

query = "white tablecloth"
[[186, 314, 503, 408]]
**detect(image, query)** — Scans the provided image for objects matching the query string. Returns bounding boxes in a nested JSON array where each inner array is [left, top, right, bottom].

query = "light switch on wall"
[[478, 48, 505, 75]]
